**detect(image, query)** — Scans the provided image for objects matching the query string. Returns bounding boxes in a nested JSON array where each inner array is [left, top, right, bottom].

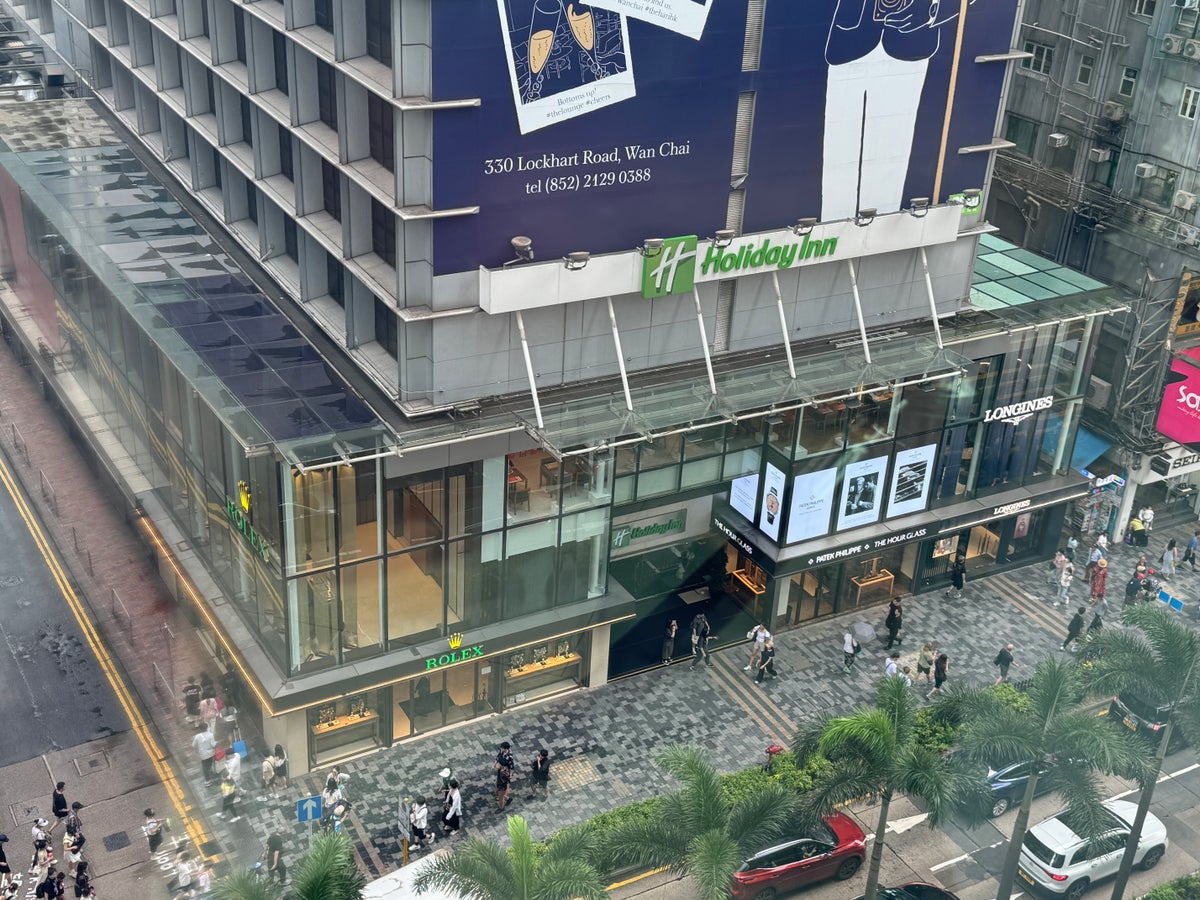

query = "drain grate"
[[73, 751, 110, 777], [102, 831, 131, 852], [552, 756, 602, 791]]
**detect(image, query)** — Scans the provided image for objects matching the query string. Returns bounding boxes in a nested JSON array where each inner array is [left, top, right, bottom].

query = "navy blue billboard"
[[431, 0, 1018, 277]]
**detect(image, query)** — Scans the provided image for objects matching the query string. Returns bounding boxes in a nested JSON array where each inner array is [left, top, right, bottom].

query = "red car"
[[730, 812, 866, 900]]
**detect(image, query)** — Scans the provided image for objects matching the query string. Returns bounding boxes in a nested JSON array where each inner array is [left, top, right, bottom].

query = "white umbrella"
[[851, 621, 877, 644]]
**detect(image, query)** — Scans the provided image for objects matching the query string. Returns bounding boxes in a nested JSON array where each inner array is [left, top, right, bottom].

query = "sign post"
[[297, 795, 323, 850]]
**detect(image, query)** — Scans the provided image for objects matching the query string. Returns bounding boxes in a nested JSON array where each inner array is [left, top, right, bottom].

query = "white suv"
[[1017, 800, 1167, 899]]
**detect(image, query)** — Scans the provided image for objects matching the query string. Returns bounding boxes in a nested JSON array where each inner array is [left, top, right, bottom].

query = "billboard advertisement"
[[758, 462, 787, 540], [837, 455, 888, 531], [431, 0, 1018, 277], [785, 466, 838, 544], [886, 442, 938, 518], [1157, 347, 1200, 449]]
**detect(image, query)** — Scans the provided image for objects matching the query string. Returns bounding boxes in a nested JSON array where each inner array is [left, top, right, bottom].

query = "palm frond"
[[685, 829, 741, 900], [875, 675, 920, 744], [891, 745, 969, 827], [656, 745, 727, 834], [1046, 765, 1110, 844], [1046, 711, 1154, 783], [1124, 604, 1200, 683], [530, 856, 610, 900], [726, 780, 800, 856], [799, 756, 883, 820], [544, 820, 600, 869], [956, 708, 1040, 767], [211, 871, 274, 900], [508, 816, 539, 900], [792, 715, 831, 765], [291, 832, 364, 900], [1026, 657, 1085, 722], [412, 836, 517, 900], [599, 818, 690, 874], [1077, 627, 1162, 700], [924, 682, 987, 727], [819, 709, 898, 767]]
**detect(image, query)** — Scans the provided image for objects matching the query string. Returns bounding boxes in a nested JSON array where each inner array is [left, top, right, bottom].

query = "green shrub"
[[985, 681, 1033, 715], [720, 766, 775, 807], [769, 750, 826, 793], [914, 707, 957, 754], [1141, 873, 1200, 900]]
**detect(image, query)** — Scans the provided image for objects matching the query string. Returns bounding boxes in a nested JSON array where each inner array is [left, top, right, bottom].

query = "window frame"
[[1118, 66, 1138, 97], [1182, 85, 1200, 119], [1021, 41, 1054, 75], [1077, 54, 1095, 86], [1131, 0, 1157, 17]]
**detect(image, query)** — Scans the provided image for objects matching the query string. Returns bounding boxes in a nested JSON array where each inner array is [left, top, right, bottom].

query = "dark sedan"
[[853, 883, 962, 900], [985, 758, 1060, 817]]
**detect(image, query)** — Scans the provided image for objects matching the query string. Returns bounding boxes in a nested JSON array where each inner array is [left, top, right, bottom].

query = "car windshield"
[[1023, 831, 1066, 868], [1119, 692, 1168, 722], [815, 822, 836, 845]]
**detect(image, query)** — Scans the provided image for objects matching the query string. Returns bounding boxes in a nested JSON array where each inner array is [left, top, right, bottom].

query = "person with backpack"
[[408, 799, 431, 852], [993, 643, 1017, 684], [842, 632, 861, 674]]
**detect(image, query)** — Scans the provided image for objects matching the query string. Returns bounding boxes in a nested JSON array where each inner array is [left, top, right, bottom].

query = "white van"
[[363, 850, 467, 900]]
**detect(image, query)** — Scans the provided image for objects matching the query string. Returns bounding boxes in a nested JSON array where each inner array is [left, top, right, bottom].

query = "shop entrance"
[[394, 661, 498, 742], [784, 544, 918, 625]]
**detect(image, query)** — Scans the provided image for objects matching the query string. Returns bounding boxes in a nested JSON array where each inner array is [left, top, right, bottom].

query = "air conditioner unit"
[[1087, 375, 1112, 408], [1136, 162, 1158, 178], [1164, 34, 1186, 55], [1187, 39, 1200, 59], [1175, 190, 1198, 210], [1048, 132, 1069, 148], [1179, 223, 1200, 245], [1088, 147, 1111, 163], [1101, 100, 1126, 121]]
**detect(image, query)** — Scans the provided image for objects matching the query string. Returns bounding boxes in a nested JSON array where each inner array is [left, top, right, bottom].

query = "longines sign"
[[984, 395, 1054, 426]]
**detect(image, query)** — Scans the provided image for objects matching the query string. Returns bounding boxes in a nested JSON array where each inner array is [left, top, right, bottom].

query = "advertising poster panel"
[[431, 0, 1019, 276], [837, 455, 889, 531], [1157, 347, 1200, 449], [785, 466, 838, 544], [730, 471, 758, 522], [758, 462, 787, 540], [886, 442, 938, 518]]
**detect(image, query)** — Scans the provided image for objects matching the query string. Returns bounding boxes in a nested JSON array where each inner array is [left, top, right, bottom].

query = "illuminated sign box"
[[1156, 346, 1200, 449]]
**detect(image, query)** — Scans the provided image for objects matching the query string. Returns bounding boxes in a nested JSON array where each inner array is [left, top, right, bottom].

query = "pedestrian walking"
[[74, 864, 96, 899], [744, 623, 771, 671], [1088, 596, 1108, 632], [1162, 539, 1179, 580], [945, 554, 967, 598], [1086, 542, 1106, 583], [1139, 505, 1155, 536], [689, 612, 713, 670], [271, 743, 289, 788], [182, 676, 202, 727], [49, 784, 68, 836], [191, 725, 216, 785], [494, 742, 515, 810], [993, 643, 1017, 684], [1056, 561, 1075, 606], [259, 747, 277, 800], [1186, 530, 1200, 572], [223, 743, 242, 787], [754, 638, 777, 683], [173, 849, 195, 897], [1062, 607, 1086, 651], [143, 809, 164, 856], [884, 650, 901, 677], [884, 598, 903, 649], [916, 642, 935, 682], [927, 653, 949, 699], [1124, 573, 1141, 608], [0, 834, 10, 892], [443, 779, 462, 835], [1090, 558, 1108, 603], [1049, 549, 1067, 585], [661, 619, 677, 666], [408, 800, 431, 852], [528, 749, 550, 799], [218, 771, 240, 822], [63, 835, 82, 880], [1064, 535, 1079, 561], [842, 632, 860, 674], [30, 833, 50, 886]]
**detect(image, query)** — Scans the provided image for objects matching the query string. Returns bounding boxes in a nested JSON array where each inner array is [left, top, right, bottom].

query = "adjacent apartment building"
[[0, 0, 1127, 771]]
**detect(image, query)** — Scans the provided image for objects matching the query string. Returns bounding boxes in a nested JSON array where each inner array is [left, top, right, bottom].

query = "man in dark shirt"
[[265, 831, 287, 885], [993, 643, 1017, 684], [495, 742, 515, 810], [528, 749, 551, 800]]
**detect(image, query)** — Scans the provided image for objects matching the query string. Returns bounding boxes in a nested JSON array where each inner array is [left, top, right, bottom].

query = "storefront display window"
[[309, 690, 381, 766], [338, 558, 382, 659], [504, 633, 588, 708]]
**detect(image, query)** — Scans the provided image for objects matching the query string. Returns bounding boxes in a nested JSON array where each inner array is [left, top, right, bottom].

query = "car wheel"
[[990, 795, 1010, 817], [1140, 845, 1165, 870], [752, 889, 777, 900], [1065, 878, 1089, 900], [835, 856, 863, 880]]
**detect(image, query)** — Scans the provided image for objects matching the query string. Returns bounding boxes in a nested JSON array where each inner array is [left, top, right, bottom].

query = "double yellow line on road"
[[0, 454, 212, 857]]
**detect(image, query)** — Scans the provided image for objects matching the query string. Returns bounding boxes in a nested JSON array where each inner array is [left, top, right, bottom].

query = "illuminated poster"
[[785, 466, 838, 545], [586, 0, 714, 40], [759, 462, 787, 540], [729, 472, 758, 522], [886, 443, 938, 518], [1156, 346, 1200, 448], [495, 0, 636, 134], [837, 455, 889, 531]]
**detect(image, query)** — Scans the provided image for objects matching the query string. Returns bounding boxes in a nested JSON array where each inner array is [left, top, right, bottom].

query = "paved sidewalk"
[[4, 322, 1200, 886]]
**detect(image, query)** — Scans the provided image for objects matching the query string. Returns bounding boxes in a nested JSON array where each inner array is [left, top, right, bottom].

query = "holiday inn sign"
[[643, 233, 839, 298]]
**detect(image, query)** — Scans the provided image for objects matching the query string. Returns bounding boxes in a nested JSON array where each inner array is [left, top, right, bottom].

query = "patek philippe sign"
[[983, 395, 1054, 426], [804, 527, 930, 568]]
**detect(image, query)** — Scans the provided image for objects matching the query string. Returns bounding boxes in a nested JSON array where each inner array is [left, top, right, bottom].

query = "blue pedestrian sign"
[[296, 795, 323, 823]]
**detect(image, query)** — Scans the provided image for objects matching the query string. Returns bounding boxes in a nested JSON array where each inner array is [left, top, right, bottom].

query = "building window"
[[327, 253, 344, 306], [1183, 86, 1200, 119], [322, 160, 341, 221], [1021, 42, 1054, 75], [1182, 8, 1200, 30], [245, 180, 258, 224], [278, 125, 293, 180], [365, 0, 392, 66], [368, 94, 395, 173], [284, 218, 298, 261], [1090, 147, 1120, 189], [315, 0, 333, 33], [1005, 114, 1039, 156], [372, 199, 396, 267], [1131, 0, 1156, 16], [240, 96, 253, 147], [1118, 66, 1138, 97], [273, 31, 288, 95], [316, 61, 338, 130], [200, 0, 210, 38], [1137, 165, 1179, 207], [1077, 54, 1094, 85], [234, 8, 247, 65], [374, 296, 398, 358]]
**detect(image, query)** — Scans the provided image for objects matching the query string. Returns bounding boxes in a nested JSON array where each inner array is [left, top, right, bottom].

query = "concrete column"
[[1114, 455, 1152, 541], [587, 625, 610, 689]]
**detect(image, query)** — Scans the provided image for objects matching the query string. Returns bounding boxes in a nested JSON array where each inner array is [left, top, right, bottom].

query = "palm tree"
[[601, 744, 800, 900], [793, 676, 974, 900], [413, 814, 608, 900], [1078, 603, 1200, 900], [212, 832, 365, 900], [946, 656, 1150, 900]]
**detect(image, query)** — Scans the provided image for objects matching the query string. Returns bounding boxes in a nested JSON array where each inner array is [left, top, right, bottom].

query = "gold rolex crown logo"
[[238, 480, 252, 513], [448, 633, 464, 650]]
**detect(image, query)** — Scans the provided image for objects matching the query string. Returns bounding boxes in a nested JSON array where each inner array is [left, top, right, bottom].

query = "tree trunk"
[[1109, 722, 1170, 900], [996, 768, 1041, 900], [863, 789, 893, 900]]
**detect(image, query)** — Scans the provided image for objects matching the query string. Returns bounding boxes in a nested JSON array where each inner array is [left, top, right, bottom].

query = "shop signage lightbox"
[[611, 508, 688, 549], [1156, 347, 1200, 449]]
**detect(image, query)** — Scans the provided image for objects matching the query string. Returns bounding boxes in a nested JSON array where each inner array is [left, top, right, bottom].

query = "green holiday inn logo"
[[641, 232, 839, 299]]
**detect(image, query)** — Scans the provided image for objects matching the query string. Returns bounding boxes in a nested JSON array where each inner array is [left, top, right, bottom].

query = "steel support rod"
[[692, 286, 718, 396], [771, 272, 797, 379], [845, 259, 872, 365], [515, 310, 544, 428], [606, 297, 634, 412], [919, 247, 945, 350]]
